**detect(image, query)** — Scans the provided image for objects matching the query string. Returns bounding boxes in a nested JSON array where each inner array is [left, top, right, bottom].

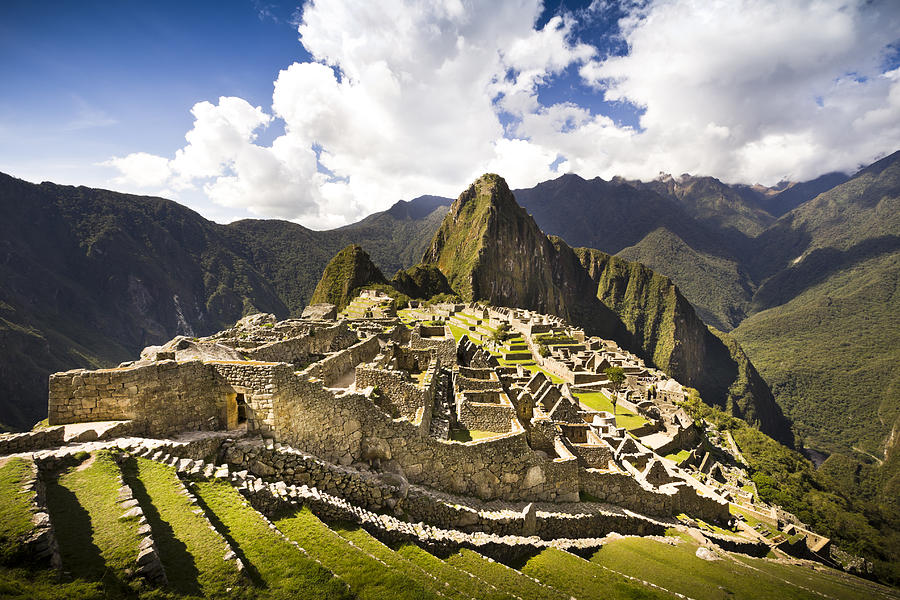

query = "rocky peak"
[[309, 244, 387, 309]]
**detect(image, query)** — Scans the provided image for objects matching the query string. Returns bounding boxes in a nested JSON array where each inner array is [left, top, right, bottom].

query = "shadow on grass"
[[44, 474, 134, 597], [189, 485, 265, 589], [121, 458, 201, 597]]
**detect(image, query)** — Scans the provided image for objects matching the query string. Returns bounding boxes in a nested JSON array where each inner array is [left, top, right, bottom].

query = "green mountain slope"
[[514, 174, 755, 331], [0, 174, 449, 430], [424, 174, 792, 442], [735, 243, 900, 458], [309, 244, 388, 309], [227, 196, 450, 314], [0, 173, 288, 430], [617, 227, 754, 329]]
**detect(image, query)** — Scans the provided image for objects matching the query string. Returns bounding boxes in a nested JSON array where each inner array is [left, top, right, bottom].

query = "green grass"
[[593, 535, 837, 600], [0, 567, 105, 599], [274, 507, 438, 600], [392, 543, 513, 600], [449, 429, 500, 442], [731, 554, 900, 600], [575, 391, 649, 430], [190, 478, 351, 600], [448, 324, 468, 343], [444, 549, 568, 600], [664, 449, 690, 463], [0, 458, 35, 563], [335, 524, 479, 599], [123, 457, 243, 597], [45, 451, 142, 596], [521, 547, 666, 599], [729, 505, 777, 534]]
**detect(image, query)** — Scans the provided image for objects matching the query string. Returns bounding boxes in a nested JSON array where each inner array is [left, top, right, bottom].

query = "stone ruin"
[[40, 300, 732, 526]]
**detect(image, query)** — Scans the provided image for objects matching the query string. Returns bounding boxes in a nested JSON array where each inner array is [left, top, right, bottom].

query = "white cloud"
[[563, 0, 900, 183], [102, 152, 170, 188], [102, 0, 900, 226]]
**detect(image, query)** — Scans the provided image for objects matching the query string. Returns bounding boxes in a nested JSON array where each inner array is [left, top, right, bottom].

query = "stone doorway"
[[226, 389, 251, 430], [236, 393, 247, 424]]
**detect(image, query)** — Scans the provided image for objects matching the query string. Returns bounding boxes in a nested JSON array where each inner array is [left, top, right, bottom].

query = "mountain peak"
[[451, 173, 517, 218], [385, 194, 452, 220], [309, 244, 387, 309]]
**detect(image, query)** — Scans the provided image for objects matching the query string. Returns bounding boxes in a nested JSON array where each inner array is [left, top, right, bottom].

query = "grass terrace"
[[729, 505, 784, 540], [0, 458, 35, 563], [664, 449, 691, 463], [576, 391, 649, 430], [444, 548, 569, 600], [45, 451, 141, 597], [592, 535, 871, 600], [190, 478, 352, 600], [520, 547, 668, 599], [123, 457, 243, 597], [335, 524, 480, 599], [275, 507, 437, 600], [392, 542, 513, 600]]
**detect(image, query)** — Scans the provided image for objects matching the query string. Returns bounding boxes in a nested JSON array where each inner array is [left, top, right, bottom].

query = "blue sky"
[[0, 1, 306, 199], [2, 0, 898, 227]]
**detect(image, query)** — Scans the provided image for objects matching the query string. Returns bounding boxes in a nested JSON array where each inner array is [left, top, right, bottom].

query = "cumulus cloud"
[[564, 0, 900, 182], [103, 0, 900, 226]]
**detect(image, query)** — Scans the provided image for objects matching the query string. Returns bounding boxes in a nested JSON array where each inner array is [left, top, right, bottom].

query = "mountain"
[[0, 173, 288, 430], [389, 263, 455, 299], [229, 194, 451, 314], [309, 244, 388, 309], [514, 174, 756, 330], [423, 173, 792, 442], [740, 172, 851, 217], [733, 151, 900, 458], [0, 175, 448, 431], [626, 174, 775, 237], [512, 152, 899, 518]]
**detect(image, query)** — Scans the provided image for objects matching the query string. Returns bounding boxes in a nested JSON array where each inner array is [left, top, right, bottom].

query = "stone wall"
[[0, 427, 66, 455], [209, 362, 286, 434], [570, 442, 614, 469], [271, 374, 580, 502], [222, 440, 665, 542], [355, 363, 436, 423], [49, 361, 228, 436], [579, 469, 729, 523], [244, 323, 358, 364], [457, 398, 517, 433], [303, 336, 382, 387], [410, 326, 456, 367]]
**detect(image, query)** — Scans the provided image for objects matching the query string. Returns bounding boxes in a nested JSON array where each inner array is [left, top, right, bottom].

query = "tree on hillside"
[[604, 366, 625, 415], [492, 323, 510, 344]]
